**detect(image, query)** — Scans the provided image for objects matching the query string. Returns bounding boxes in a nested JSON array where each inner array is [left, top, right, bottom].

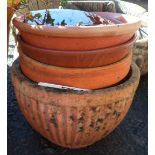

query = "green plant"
[[60, 0, 68, 8]]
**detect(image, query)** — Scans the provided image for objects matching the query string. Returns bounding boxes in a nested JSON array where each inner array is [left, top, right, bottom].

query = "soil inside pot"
[[21, 9, 124, 26]]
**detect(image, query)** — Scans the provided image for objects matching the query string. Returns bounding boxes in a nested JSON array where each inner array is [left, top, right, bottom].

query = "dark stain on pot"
[[90, 106, 100, 112], [78, 116, 84, 123], [87, 99, 92, 103], [78, 122, 84, 132], [78, 126, 84, 132], [107, 103, 112, 109], [89, 121, 94, 128], [50, 115, 57, 128], [103, 130, 109, 136], [26, 102, 31, 108], [115, 100, 120, 105], [96, 118, 104, 123], [69, 115, 75, 122], [102, 126, 106, 130], [90, 107, 97, 112], [113, 110, 121, 118], [95, 126, 101, 131]]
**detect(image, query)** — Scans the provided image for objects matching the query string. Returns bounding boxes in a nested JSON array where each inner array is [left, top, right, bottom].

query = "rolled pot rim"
[[12, 59, 140, 95], [12, 11, 141, 37], [17, 33, 137, 53], [19, 49, 132, 71]]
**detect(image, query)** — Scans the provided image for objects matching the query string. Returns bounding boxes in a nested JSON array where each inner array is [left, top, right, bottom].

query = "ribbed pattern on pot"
[[11, 60, 140, 148]]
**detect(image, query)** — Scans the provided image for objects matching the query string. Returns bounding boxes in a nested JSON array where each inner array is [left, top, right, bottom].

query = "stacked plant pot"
[[11, 9, 141, 148]]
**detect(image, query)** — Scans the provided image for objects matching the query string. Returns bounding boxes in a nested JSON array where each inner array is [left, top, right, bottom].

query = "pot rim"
[[20, 49, 132, 71], [13, 10, 141, 37], [17, 33, 137, 53], [12, 58, 140, 94]]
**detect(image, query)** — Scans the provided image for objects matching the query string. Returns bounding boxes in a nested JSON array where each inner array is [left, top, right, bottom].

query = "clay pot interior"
[[13, 9, 141, 50]]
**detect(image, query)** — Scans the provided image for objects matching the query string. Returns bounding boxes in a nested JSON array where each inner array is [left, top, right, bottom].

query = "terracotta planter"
[[18, 34, 136, 68], [11, 60, 140, 148], [13, 9, 141, 51], [19, 49, 132, 89]]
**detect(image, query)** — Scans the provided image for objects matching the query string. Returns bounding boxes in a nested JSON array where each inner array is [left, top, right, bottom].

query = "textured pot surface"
[[13, 9, 141, 50], [18, 34, 136, 68], [11, 60, 140, 148], [19, 49, 132, 89], [133, 37, 148, 75]]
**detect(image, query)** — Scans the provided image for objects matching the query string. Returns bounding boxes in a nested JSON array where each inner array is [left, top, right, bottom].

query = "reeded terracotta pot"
[[19, 49, 132, 89], [18, 34, 136, 68], [11, 60, 140, 148], [13, 9, 141, 51]]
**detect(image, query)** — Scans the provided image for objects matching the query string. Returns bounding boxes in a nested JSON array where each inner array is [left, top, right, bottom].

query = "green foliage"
[[7, 0, 20, 5], [60, 0, 68, 8], [46, 11, 55, 26], [20, 0, 27, 4]]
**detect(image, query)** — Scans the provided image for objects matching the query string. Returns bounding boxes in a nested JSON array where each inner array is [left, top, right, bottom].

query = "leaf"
[[46, 11, 55, 26], [34, 13, 42, 19], [85, 12, 115, 25], [26, 12, 35, 22], [61, 19, 67, 26]]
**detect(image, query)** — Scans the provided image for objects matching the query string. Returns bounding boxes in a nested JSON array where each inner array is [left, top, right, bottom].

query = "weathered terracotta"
[[18, 34, 136, 68], [11, 60, 140, 148], [19, 49, 132, 89], [13, 10, 141, 51], [133, 37, 148, 75]]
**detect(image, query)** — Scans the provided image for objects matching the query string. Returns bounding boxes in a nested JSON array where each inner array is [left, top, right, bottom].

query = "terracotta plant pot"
[[18, 34, 136, 68], [13, 9, 141, 51], [11, 60, 140, 148], [19, 49, 132, 89]]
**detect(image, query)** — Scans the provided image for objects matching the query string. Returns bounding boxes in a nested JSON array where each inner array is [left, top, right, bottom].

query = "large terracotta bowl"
[[19, 49, 132, 89], [11, 60, 140, 148], [18, 34, 136, 68], [13, 9, 141, 51]]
